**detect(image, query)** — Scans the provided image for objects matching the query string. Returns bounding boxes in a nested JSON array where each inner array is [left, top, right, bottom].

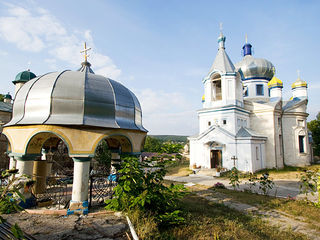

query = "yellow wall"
[[3, 125, 146, 157]]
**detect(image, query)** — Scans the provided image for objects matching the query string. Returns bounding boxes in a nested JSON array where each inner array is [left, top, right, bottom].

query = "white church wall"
[[282, 113, 311, 166], [235, 139, 253, 172], [249, 111, 278, 169]]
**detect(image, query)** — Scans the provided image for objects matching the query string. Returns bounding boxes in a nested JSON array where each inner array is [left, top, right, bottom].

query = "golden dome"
[[292, 77, 307, 89], [202, 94, 205, 102], [268, 76, 283, 88]]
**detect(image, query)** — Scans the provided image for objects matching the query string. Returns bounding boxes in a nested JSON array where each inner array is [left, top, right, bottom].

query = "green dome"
[[4, 92, 12, 100], [13, 70, 36, 84]]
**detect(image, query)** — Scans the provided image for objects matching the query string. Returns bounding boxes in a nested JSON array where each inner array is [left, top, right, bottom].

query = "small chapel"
[[189, 31, 311, 173]]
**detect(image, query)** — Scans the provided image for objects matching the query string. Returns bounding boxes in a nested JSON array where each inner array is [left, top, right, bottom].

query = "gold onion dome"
[[292, 76, 307, 89], [268, 76, 283, 88]]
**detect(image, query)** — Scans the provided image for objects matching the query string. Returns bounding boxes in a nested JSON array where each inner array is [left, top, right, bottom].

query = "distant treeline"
[[149, 135, 188, 143]]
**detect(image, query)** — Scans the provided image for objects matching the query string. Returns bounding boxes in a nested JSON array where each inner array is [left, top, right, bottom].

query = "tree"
[[161, 142, 184, 154], [94, 140, 112, 169], [143, 136, 162, 152], [308, 112, 320, 156]]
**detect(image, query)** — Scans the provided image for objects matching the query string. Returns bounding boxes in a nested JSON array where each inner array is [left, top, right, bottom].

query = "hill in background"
[[150, 135, 188, 143]]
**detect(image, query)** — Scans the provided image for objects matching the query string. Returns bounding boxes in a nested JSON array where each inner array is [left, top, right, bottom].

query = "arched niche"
[[25, 131, 70, 155], [94, 134, 133, 155], [211, 73, 222, 101]]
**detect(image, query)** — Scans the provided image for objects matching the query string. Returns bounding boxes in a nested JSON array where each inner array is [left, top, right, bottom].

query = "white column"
[[15, 157, 34, 177], [69, 157, 91, 215], [9, 156, 16, 169]]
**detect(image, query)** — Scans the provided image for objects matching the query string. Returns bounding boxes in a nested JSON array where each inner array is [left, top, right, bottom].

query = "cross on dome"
[[80, 42, 91, 62]]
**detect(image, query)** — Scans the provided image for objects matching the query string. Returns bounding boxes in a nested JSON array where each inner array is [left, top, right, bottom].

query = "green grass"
[[165, 159, 192, 176], [209, 188, 320, 230], [129, 193, 309, 240]]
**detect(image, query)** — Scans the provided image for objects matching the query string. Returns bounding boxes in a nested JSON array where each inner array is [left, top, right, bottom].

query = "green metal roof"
[[13, 70, 36, 84]]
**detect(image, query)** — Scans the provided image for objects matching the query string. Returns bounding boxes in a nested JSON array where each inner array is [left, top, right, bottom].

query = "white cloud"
[[0, 3, 121, 78]]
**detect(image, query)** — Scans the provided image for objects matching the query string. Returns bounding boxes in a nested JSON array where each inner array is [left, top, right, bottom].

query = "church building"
[[189, 31, 311, 172]]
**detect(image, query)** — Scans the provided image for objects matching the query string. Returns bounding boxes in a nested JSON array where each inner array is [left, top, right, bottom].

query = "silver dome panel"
[[236, 55, 274, 81], [6, 70, 147, 132]]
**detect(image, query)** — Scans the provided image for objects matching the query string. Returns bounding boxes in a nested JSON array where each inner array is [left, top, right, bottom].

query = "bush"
[[229, 167, 241, 190], [0, 169, 31, 214], [213, 182, 226, 189], [105, 155, 187, 226]]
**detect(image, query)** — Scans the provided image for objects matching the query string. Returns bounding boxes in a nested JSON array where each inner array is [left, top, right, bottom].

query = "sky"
[[0, 0, 319, 135]]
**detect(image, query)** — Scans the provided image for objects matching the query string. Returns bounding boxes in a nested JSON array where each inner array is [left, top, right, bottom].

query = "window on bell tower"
[[211, 74, 222, 101]]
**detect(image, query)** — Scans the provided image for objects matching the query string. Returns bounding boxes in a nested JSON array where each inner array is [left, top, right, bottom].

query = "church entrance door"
[[210, 150, 221, 168]]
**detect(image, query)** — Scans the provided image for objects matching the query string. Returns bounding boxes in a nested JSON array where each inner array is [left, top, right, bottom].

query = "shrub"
[[105, 155, 187, 226], [213, 182, 226, 189], [229, 167, 241, 190], [299, 168, 320, 207], [0, 169, 32, 214], [258, 172, 274, 195]]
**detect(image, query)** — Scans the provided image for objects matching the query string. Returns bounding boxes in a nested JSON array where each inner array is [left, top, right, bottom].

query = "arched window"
[[298, 130, 306, 154], [211, 74, 222, 101]]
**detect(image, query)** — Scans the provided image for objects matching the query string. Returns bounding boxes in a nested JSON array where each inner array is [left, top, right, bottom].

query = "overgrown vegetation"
[[308, 112, 320, 157], [132, 193, 308, 239], [105, 155, 187, 227], [144, 136, 184, 153], [299, 167, 320, 206], [150, 135, 188, 144], [228, 167, 241, 190], [210, 187, 320, 230], [94, 140, 112, 169], [0, 169, 31, 214]]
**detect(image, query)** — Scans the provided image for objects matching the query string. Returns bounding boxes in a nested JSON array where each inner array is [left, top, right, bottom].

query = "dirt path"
[[196, 189, 320, 240], [2, 211, 129, 240]]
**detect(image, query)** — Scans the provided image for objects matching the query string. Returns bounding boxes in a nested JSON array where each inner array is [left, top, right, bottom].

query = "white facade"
[[189, 33, 311, 172]]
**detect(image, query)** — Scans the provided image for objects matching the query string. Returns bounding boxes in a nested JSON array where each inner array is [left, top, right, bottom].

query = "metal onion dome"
[[6, 61, 147, 132]]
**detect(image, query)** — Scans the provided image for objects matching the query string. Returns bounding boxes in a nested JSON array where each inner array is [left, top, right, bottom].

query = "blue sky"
[[0, 0, 319, 135]]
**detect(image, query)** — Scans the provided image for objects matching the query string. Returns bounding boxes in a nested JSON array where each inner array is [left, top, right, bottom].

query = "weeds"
[[105, 155, 187, 227], [229, 167, 241, 190]]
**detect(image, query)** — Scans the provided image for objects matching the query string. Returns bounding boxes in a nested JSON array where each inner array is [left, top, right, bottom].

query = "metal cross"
[[297, 69, 301, 79], [231, 155, 238, 167], [219, 22, 223, 32], [245, 33, 248, 44], [80, 42, 91, 62]]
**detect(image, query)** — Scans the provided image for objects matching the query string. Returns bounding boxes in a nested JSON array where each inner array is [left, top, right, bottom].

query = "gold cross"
[[80, 42, 91, 62]]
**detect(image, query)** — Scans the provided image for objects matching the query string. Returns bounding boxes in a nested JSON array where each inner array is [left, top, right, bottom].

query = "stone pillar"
[[68, 157, 91, 215], [32, 160, 47, 194], [15, 155, 37, 177], [8, 155, 16, 169]]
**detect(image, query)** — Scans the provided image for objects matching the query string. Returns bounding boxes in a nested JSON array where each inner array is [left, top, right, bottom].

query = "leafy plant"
[[105, 155, 187, 226], [245, 173, 258, 193], [0, 169, 31, 214], [299, 169, 318, 196], [94, 140, 112, 169], [229, 167, 241, 190], [11, 223, 25, 239], [299, 168, 320, 207], [213, 182, 226, 189], [258, 172, 274, 195]]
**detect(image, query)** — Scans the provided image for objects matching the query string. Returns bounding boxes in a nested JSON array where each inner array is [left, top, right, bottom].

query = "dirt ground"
[[2, 211, 130, 240]]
